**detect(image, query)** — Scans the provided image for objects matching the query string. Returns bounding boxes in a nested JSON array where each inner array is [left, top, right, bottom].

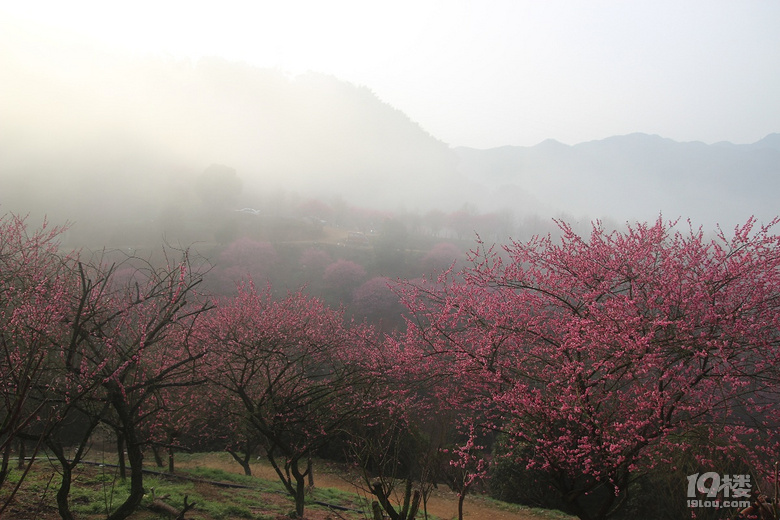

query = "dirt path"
[[177, 453, 571, 520]]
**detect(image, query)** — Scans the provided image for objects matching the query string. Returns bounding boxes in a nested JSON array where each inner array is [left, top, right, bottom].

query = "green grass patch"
[[479, 495, 575, 519], [143, 472, 287, 519], [68, 474, 131, 516], [178, 465, 258, 486], [309, 485, 362, 508]]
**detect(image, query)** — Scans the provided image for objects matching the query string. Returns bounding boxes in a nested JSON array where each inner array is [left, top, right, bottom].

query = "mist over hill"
[[455, 133, 780, 230], [1, 27, 778, 237], [0, 29, 468, 229]]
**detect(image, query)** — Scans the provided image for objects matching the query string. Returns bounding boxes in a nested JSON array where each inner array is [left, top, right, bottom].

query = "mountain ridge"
[[454, 132, 780, 229], [0, 31, 777, 232]]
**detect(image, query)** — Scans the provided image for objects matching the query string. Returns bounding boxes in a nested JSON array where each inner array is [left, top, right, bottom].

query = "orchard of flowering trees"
[[3, 212, 780, 520]]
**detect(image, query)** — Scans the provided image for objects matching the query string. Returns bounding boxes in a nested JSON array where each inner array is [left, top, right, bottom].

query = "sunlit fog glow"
[[3, 0, 779, 148]]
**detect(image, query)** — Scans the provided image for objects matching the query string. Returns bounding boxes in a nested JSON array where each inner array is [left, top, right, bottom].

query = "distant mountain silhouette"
[[0, 26, 777, 231], [0, 45, 469, 223], [454, 133, 780, 229], [749, 133, 780, 151]]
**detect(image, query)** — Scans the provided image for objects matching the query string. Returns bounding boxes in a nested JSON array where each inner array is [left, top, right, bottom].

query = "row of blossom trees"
[[3, 213, 780, 520]]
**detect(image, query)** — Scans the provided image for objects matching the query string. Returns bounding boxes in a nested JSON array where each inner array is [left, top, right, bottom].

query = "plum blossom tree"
[[57, 251, 210, 520], [323, 259, 366, 288], [0, 215, 73, 503], [338, 317, 459, 520], [347, 411, 425, 520], [202, 284, 377, 518], [441, 425, 488, 520], [352, 276, 406, 329], [214, 237, 279, 293], [341, 369, 434, 520], [23, 248, 211, 520], [418, 242, 461, 275], [323, 259, 366, 302], [398, 218, 780, 520], [140, 369, 216, 474], [298, 246, 332, 276]]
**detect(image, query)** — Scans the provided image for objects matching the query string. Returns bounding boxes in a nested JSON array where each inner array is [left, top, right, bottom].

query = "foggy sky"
[[3, 0, 778, 149]]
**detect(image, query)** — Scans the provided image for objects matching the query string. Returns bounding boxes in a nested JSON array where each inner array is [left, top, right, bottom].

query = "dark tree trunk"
[[372, 501, 384, 520], [371, 479, 421, 520], [0, 443, 11, 488], [292, 468, 306, 518], [167, 431, 180, 473], [266, 450, 307, 518], [49, 442, 76, 520], [17, 438, 26, 469], [106, 395, 145, 520], [56, 463, 75, 520], [168, 445, 175, 474], [227, 448, 253, 476], [48, 409, 105, 520], [151, 444, 164, 468], [116, 431, 126, 480]]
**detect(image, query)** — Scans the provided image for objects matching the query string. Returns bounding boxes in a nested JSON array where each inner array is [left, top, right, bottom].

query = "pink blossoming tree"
[[0, 215, 73, 505], [202, 284, 377, 518], [398, 217, 780, 520], [44, 249, 212, 520]]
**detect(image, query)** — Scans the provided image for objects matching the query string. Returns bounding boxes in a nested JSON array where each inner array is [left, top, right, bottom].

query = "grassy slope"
[[1, 452, 573, 520]]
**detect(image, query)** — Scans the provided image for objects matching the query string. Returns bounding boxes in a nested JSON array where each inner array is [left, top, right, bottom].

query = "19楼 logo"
[[686, 472, 752, 509]]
